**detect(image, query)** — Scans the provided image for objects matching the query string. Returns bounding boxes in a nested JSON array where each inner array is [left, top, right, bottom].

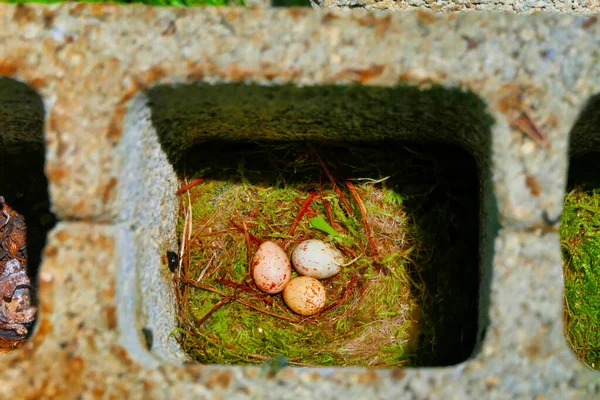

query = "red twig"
[[230, 220, 262, 246], [336, 242, 359, 259], [242, 220, 254, 273], [322, 198, 342, 232], [319, 179, 342, 232], [182, 251, 190, 306], [187, 210, 220, 248], [204, 331, 237, 350], [293, 198, 318, 218], [346, 181, 378, 259], [319, 274, 360, 314], [196, 296, 233, 325], [176, 278, 298, 322], [311, 147, 354, 216], [175, 278, 227, 295], [237, 300, 298, 322], [177, 178, 204, 195], [287, 191, 318, 237], [215, 277, 247, 289], [248, 284, 275, 306], [215, 278, 273, 306]]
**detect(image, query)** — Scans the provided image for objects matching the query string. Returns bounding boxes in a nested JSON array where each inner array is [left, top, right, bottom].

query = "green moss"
[[4, 0, 312, 6], [149, 84, 494, 169], [174, 141, 480, 367], [561, 153, 600, 369], [6, 0, 245, 5]]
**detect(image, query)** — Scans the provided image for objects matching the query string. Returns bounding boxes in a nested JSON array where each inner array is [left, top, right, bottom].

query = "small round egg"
[[252, 241, 291, 294], [291, 239, 344, 279], [283, 277, 327, 316]]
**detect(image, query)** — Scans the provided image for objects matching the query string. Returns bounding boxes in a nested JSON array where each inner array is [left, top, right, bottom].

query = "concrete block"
[[0, 4, 599, 399]]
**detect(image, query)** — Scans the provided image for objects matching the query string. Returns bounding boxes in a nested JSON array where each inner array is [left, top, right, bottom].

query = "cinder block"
[[312, 0, 600, 14], [0, 4, 599, 399]]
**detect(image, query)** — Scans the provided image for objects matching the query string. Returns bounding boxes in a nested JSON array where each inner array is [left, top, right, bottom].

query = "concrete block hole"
[[117, 83, 496, 368], [562, 93, 600, 370], [271, 0, 311, 7], [0, 78, 56, 352]]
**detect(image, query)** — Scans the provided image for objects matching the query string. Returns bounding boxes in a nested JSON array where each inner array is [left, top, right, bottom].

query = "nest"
[[173, 142, 479, 367]]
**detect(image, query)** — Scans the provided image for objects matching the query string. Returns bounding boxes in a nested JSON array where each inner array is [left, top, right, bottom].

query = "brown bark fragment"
[[0, 196, 37, 347]]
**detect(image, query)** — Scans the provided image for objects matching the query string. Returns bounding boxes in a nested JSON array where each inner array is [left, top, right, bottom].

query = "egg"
[[291, 239, 344, 279], [252, 241, 291, 294], [283, 276, 327, 316]]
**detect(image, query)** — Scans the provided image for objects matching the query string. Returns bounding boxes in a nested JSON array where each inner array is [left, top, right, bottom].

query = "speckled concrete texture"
[[0, 3, 599, 399], [314, 0, 599, 14], [116, 92, 185, 365]]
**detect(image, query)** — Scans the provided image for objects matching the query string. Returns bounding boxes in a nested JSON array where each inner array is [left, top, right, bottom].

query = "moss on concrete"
[[149, 83, 494, 169], [561, 153, 600, 370]]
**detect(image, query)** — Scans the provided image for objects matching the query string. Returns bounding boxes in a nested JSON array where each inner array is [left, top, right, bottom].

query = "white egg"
[[252, 241, 291, 294], [291, 239, 344, 279], [283, 276, 327, 316]]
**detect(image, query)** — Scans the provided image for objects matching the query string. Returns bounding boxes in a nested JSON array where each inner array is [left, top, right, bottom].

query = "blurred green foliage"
[[3, 0, 311, 6], [5, 0, 244, 5]]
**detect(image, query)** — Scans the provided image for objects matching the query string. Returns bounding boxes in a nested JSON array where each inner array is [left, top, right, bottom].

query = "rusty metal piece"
[[0, 196, 37, 343]]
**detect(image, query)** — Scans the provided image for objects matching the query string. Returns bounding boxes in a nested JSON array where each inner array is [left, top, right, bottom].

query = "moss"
[[174, 141, 480, 367], [6, 0, 245, 5], [561, 152, 600, 369], [149, 83, 494, 169]]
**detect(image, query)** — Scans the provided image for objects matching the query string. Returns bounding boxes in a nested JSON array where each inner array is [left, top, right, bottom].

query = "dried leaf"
[[0, 196, 36, 344]]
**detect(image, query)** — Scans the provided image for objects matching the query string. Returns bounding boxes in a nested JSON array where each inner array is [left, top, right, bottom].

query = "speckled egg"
[[252, 241, 291, 294], [283, 276, 327, 316], [291, 239, 344, 279]]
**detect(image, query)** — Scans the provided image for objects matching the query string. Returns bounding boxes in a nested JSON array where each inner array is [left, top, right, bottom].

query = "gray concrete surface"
[[0, 3, 598, 399], [313, 0, 599, 14]]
